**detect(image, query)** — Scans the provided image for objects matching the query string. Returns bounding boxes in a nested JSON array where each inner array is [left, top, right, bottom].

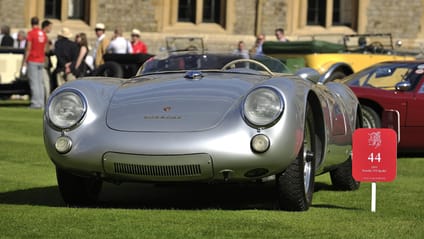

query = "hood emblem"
[[163, 106, 172, 112], [185, 70, 203, 80]]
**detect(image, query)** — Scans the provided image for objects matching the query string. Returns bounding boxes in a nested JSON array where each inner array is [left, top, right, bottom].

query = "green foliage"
[[0, 106, 423, 239]]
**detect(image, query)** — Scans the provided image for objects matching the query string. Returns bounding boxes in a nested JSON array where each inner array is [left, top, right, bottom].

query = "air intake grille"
[[114, 162, 202, 177], [103, 152, 213, 181]]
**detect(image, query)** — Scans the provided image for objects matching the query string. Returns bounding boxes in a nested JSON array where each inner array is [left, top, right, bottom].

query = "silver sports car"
[[44, 53, 362, 211]]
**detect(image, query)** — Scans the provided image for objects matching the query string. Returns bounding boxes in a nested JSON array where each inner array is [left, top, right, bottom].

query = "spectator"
[[1, 25, 15, 47], [233, 40, 249, 59], [41, 20, 53, 99], [73, 32, 90, 77], [23, 17, 48, 109], [130, 29, 147, 54], [251, 33, 265, 55], [275, 28, 289, 42], [54, 27, 79, 86], [107, 27, 132, 54], [92, 23, 110, 69], [14, 30, 27, 48]]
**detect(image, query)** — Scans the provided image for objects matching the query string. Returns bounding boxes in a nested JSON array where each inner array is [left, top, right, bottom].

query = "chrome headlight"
[[47, 90, 86, 130], [243, 87, 283, 127]]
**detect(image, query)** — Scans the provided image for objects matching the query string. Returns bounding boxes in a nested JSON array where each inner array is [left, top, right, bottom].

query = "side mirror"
[[395, 81, 411, 91], [295, 67, 320, 83], [375, 67, 393, 78]]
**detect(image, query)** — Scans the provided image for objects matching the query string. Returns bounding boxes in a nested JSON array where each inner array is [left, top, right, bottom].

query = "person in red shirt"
[[130, 29, 148, 54], [23, 16, 49, 109]]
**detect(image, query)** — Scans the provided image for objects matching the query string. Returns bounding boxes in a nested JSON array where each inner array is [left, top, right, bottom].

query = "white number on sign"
[[368, 153, 382, 163]]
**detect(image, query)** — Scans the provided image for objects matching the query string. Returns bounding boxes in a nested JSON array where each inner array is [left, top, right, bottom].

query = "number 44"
[[368, 153, 382, 163]]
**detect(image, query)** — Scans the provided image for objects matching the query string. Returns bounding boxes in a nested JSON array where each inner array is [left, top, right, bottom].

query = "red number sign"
[[352, 128, 397, 182]]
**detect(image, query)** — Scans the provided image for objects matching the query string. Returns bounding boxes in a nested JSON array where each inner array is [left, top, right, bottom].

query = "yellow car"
[[264, 33, 416, 82]]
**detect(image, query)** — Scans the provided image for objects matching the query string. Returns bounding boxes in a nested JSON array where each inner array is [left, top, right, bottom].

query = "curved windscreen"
[[341, 62, 419, 90], [138, 53, 290, 75]]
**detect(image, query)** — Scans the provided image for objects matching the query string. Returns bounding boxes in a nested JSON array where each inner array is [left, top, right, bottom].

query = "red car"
[[341, 61, 424, 152]]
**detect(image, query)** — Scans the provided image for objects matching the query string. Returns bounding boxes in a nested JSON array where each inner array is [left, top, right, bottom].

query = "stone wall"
[[233, 0, 256, 35], [1, 0, 424, 53], [0, 0, 25, 29], [96, 0, 158, 32], [366, 0, 422, 38], [260, 0, 288, 36]]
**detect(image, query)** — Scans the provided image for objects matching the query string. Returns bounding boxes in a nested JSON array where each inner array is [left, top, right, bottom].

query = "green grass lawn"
[[0, 105, 423, 239]]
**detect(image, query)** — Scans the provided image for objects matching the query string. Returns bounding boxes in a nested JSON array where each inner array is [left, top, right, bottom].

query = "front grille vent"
[[114, 162, 202, 177]]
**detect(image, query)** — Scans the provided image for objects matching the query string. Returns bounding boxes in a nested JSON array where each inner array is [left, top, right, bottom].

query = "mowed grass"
[[0, 105, 423, 239]]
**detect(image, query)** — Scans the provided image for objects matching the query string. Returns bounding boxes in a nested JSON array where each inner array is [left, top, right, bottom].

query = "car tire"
[[276, 103, 316, 211], [331, 111, 361, 190], [56, 167, 102, 206], [93, 61, 124, 78], [361, 105, 381, 128], [330, 157, 360, 190]]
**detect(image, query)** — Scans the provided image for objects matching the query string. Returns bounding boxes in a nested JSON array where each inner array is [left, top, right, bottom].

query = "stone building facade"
[[1, 0, 424, 55]]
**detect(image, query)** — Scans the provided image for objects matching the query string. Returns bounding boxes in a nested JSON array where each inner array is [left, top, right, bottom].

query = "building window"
[[307, 0, 326, 26], [177, 0, 226, 26], [332, 0, 356, 28], [202, 0, 222, 24], [178, 0, 196, 22], [45, 0, 61, 19], [44, 0, 90, 24], [306, 0, 358, 30], [68, 0, 85, 20]]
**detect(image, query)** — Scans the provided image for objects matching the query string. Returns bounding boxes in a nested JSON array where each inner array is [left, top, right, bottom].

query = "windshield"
[[138, 53, 290, 75], [341, 62, 419, 90]]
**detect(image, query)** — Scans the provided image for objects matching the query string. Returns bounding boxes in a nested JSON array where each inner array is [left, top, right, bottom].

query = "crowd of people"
[[233, 28, 289, 58], [1, 17, 288, 109], [0, 18, 149, 109]]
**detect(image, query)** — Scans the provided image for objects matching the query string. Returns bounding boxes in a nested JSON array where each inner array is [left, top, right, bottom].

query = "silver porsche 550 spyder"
[[44, 52, 362, 211]]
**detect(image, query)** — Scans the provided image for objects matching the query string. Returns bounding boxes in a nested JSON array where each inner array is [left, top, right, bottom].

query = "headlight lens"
[[48, 90, 86, 129], [243, 87, 283, 127]]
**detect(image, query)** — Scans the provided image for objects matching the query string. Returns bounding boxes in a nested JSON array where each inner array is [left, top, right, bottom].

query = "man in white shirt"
[[107, 27, 132, 54]]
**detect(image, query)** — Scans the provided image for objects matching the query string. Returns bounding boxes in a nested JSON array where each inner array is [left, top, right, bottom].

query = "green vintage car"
[[263, 33, 417, 82]]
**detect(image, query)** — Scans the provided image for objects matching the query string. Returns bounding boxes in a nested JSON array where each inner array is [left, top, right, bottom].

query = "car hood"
[[106, 73, 261, 132]]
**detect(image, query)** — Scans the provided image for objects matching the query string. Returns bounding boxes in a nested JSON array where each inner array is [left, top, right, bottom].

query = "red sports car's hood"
[[106, 73, 261, 132]]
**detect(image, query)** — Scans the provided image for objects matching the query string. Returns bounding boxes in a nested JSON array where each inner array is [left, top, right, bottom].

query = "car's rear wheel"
[[56, 167, 102, 206], [330, 157, 360, 190], [330, 111, 361, 190], [276, 103, 316, 211], [362, 105, 381, 128]]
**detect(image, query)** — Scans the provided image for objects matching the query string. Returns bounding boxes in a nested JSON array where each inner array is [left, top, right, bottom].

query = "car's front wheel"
[[362, 105, 381, 128], [56, 167, 103, 206], [276, 103, 316, 211]]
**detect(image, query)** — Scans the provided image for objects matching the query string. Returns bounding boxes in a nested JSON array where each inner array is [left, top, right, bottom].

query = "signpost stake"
[[371, 182, 376, 212]]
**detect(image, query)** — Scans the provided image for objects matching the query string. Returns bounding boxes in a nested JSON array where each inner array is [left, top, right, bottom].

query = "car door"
[[397, 72, 424, 149]]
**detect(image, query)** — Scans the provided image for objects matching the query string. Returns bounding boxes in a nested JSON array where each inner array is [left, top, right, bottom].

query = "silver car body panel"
[[44, 54, 359, 183]]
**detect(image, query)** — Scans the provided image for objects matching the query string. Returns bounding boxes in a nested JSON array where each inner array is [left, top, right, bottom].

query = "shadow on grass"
[[100, 182, 280, 210], [0, 183, 279, 209], [0, 186, 65, 207], [0, 182, 361, 210], [0, 100, 30, 107], [314, 182, 335, 192]]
